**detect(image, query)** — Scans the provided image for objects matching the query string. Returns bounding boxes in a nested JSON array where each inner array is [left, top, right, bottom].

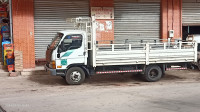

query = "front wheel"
[[142, 65, 162, 82], [65, 67, 85, 85]]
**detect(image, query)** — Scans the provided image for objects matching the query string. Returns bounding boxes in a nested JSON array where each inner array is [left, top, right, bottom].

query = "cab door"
[[56, 34, 86, 68]]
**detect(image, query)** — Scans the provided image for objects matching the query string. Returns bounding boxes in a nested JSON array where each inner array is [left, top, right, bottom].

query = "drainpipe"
[[9, 0, 13, 44]]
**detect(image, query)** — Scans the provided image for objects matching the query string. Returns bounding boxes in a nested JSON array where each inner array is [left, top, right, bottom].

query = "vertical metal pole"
[[194, 42, 198, 63], [179, 41, 182, 49], [91, 16, 96, 67], [129, 44, 131, 51], [9, 0, 13, 44], [146, 43, 150, 65], [164, 43, 166, 50], [112, 44, 114, 51]]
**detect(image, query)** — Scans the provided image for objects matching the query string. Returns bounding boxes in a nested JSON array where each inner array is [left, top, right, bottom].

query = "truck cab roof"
[[58, 30, 85, 35]]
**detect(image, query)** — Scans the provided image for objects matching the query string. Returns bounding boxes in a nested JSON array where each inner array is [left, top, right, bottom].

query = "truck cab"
[[45, 30, 89, 84]]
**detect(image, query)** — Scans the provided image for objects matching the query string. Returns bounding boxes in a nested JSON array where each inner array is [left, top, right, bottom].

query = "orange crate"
[[4, 50, 13, 65], [0, 12, 7, 17], [8, 64, 15, 72], [6, 52, 14, 59], [0, 8, 6, 12], [3, 44, 14, 50]]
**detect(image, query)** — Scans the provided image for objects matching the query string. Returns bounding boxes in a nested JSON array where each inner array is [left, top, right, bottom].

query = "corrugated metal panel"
[[114, 0, 160, 40], [34, 0, 89, 59], [182, 2, 200, 25], [183, 0, 196, 2]]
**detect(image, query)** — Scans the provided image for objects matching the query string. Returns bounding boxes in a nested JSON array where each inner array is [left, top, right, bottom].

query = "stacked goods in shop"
[[0, 6, 6, 43], [0, 17, 10, 65], [6, 51, 14, 72], [3, 44, 13, 65], [7, 64, 14, 72], [1, 18, 9, 41], [1, 40, 10, 61], [14, 51, 23, 72], [0, 3, 8, 43], [0, 3, 7, 18], [3, 44, 14, 72], [6, 58, 14, 65]]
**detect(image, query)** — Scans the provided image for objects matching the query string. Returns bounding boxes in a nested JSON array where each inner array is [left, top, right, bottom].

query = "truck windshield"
[[58, 34, 83, 53], [50, 33, 63, 49]]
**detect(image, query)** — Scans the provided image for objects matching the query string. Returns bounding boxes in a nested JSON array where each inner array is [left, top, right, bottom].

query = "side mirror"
[[57, 53, 60, 58]]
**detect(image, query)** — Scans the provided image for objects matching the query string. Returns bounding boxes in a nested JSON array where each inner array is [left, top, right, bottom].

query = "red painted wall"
[[12, 0, 35, 68], [90, 0, 113, 7], [161, 0, 182, 41], [90, 0, 114, 42]]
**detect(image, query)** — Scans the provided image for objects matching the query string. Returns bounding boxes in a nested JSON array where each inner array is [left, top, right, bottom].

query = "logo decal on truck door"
[[62, 50, 74, 58], [61, 60, 67, 65]]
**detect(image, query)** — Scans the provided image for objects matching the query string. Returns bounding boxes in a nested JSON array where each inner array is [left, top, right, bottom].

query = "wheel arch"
[[145, 64, 165, 73]]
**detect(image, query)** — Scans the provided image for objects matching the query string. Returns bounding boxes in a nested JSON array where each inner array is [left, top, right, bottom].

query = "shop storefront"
[[0, 0, 15, 72], [114, 0, 160, 41], [182, 0, 200, 40], [34, 0, 89, 59]]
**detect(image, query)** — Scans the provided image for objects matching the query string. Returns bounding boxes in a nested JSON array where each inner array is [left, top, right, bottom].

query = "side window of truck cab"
[[58, 34, 83, 53]]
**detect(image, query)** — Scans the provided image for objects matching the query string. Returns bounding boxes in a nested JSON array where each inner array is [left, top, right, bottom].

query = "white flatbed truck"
[[45, 17, 197, 85]]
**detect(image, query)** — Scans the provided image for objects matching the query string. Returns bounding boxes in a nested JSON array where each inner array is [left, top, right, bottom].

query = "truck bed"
[[92, 42, 197, 67]]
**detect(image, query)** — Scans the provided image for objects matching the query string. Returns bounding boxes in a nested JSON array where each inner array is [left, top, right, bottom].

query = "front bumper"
[[44, 64, 57, 76]]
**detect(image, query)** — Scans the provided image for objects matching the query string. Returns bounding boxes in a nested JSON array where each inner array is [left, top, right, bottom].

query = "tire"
[[65, 67, 85, 85], [142, 65, 162, 82]]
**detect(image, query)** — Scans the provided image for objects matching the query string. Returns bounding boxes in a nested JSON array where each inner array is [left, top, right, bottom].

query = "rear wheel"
[[65, 67, 85, 85], [142, 65, 162, 82]]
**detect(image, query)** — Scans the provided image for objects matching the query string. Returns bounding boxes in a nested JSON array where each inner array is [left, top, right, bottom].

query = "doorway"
[[182, 26, 200, 40]]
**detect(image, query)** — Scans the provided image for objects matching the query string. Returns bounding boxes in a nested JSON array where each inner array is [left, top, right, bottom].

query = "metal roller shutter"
[[34, 0, 89, 59], [182, 1, 200, 26], [114, 0, 160, 41]]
